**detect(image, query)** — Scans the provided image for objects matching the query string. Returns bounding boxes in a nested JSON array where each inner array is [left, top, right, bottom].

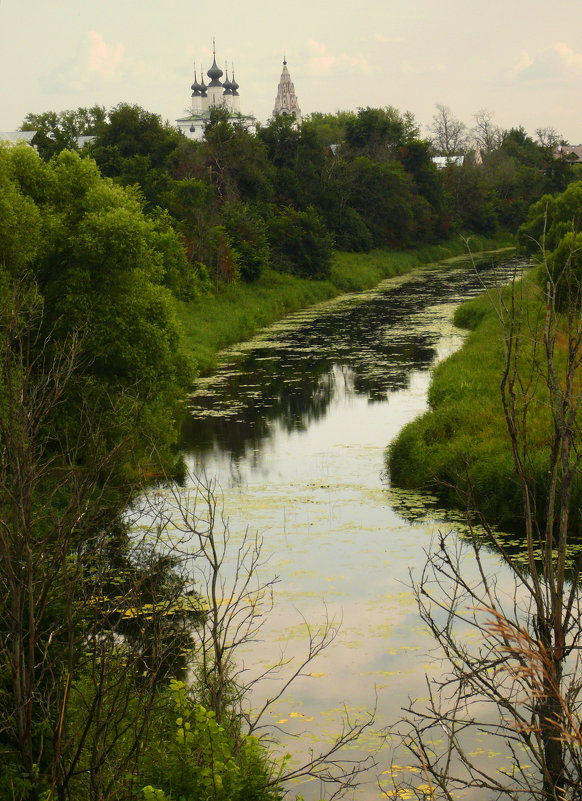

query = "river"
[[165, 254, 525, 799]]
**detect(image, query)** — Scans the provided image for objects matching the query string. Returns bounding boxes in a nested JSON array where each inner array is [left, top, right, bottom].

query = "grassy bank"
[[387, 270, 582, 533], [176, 234, 514, 376]]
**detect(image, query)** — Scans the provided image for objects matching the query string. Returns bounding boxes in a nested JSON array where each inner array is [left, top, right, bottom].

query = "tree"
[[221, 202, 270, 282], [0, 277, 369, 798], [471, 108, 503, 155], [267, 206, 333, 279], [344, 106, 419, 161], [535, 127, 573, 194], [202, 108, 273, 206], [20, 106, 107, 160], [439, 157, 498, 234], [89, 104, 185, 209], [0, 274, 200, 801], [346, 156, 416, 246], [0, 142, 193, 470], [302, 110, 356, 148], [90, 104, 182, 168], [393, 230, 582, 800], [429, 104, 469, 156], [518, 180, 582, 272]]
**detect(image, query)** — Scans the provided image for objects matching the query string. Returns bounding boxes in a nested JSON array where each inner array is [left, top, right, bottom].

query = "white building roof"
[[432, 155, 464, 169], [0, 130, 37, 144]]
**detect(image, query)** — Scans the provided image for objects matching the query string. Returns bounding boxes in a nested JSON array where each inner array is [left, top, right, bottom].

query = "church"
[[176, 45, 301, 140], [273, 59, 301, 124]]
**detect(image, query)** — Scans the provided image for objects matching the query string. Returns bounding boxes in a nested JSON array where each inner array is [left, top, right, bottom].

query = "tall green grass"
[[177, 235, 515, 375], [387, 272, 582, 532]]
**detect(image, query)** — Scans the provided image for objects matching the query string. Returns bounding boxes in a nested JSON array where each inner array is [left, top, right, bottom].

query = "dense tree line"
[[22, 102, 580, 293]]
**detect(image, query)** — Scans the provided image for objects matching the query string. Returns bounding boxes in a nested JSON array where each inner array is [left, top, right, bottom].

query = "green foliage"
[[347, 156, 416, 246], [208, 224, 241, 285], [302, 110, 355, 147], [268, 206, 333, 278], [258, 114, 301, 170], [344, 106, 418, 160], [387, 274, 582, 532], [222, 202, 270, 282], [140, 680, 278, 801], [88, 104, 184, 210], [91, 103, 183, 167], [519, 180, 582, 253], [0, 142, 194, 471], [441, 158, 499, 234], [258, 115, 331, 212], [19, 100, 574, 299], [518, 180, 582, 309], [398, 138, 443, 210], [203, 108, 273, 205], [20, 105, 106, 160], [327, 205, 373, 252]]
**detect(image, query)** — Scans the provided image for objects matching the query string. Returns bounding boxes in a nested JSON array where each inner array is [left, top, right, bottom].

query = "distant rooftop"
[[0, 130, 36, 144], [75, 135, 96, 148], [555, 144, 582, 161], [432, 155, 464, 169]]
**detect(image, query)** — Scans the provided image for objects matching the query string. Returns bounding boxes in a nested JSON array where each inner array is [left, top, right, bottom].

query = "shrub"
[[268, 206, 334, 279]]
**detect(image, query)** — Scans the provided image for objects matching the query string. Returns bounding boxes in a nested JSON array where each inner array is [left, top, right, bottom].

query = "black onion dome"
[[199, 70, 208, 97], [191, 70, 201, 95], [222, 67, 233, 95], [231, 69, 239, 96], [207, 56, 223, 87]]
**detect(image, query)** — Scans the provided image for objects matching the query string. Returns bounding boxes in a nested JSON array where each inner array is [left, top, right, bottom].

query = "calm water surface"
[[173, 256, 525, 799]]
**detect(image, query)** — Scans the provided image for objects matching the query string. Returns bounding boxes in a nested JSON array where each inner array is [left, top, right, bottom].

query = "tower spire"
[[273, 58, 301, 123]]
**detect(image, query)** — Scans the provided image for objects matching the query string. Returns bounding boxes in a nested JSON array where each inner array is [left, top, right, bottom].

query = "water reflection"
[[175, 254, 527, 800], [181, 257, 524, 469]]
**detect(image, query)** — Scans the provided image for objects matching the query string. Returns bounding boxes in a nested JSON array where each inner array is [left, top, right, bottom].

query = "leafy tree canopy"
[[518, 180, 582, 253], [268, 206, 334, 279], [344, 106, 420, 160], [20, 105, 107, 160], [302, 110, 356, 148], [0, 142, 194, 471], [91, 103, 183, 165]]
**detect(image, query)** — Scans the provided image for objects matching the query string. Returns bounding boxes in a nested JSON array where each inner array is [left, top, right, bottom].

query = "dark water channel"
[[173, 255, 525, 799]]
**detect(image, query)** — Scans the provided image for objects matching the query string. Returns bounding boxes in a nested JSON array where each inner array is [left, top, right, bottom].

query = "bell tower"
[[273, 58, 301, 123]]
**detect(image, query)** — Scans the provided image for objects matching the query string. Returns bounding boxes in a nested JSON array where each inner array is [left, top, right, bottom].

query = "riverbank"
[[387, 267, 582, 533], [176, 234, 514, 376]]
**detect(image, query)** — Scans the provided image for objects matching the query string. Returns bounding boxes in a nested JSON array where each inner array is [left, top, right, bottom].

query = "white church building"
[[177, 45, 302, 140], [176, 43, 256, 141]]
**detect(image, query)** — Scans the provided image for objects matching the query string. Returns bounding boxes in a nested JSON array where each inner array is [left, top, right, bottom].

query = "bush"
[[221, 202, 270, 282], [140, 680, 279, 801], [268, 206, 334, 279]]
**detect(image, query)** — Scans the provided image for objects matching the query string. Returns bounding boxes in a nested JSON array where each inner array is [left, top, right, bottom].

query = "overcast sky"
[[1, 0, 581, 143]]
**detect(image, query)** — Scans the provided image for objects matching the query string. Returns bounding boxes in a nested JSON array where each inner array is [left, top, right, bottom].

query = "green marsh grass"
[[177, 235, 514, 376], [388, 270, 582, 532]]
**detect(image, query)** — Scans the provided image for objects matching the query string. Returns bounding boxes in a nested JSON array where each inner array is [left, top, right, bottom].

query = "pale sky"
[[1, 0, 581, 143]]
